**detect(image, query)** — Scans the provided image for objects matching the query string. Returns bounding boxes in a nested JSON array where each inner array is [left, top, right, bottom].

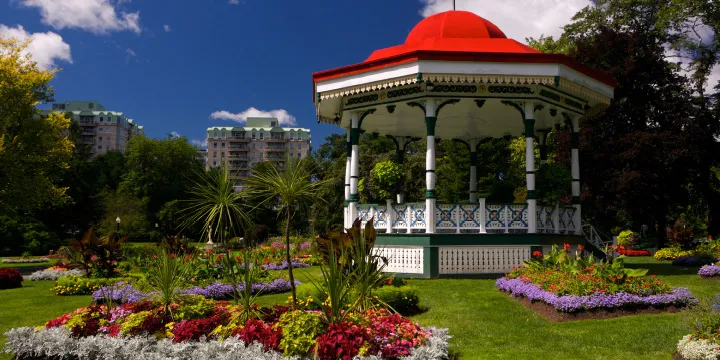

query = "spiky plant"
[[244, 157, 329, 305]]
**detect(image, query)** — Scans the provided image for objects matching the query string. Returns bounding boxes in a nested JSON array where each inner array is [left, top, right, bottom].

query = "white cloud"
[[228, 0, 240, 4], [125, 48, 136, 56], [0, 24, 72, 69], [191, 139, 207, 148], [706, 63, 720, 95], [170, 131, 181, 138], [210, 107, 297, 125], [163, 24, 171, 32], [21, 0, 141, 34], [419, 0, 592, 42]]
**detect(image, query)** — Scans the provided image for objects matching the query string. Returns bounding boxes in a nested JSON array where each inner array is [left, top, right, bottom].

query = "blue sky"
[[0, 0, 616, 148]]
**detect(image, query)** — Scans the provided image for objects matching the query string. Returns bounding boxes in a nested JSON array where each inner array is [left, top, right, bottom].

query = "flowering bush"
[[0, 268, 23, 289], [698, 264, 720, 278], [14, 298, 443, 359], [1, 257, 50, 263], [53, 276, 128, 296], [616, 230, 636, 247], [615, 247, 651, 257], [654, 247, 695, 261], [261, 261, 310, 270], [498, 244, 696, 313], [28, 267, 84, 281], [676, 295, 720, 359], [676, 335, 720, 360]]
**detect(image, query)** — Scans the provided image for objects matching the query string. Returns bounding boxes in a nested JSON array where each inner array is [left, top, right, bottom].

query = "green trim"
[[343, 200, 350, 206], [346, 141, 351, 157], [350, 127, 360, 145], [416, 73, 423, 82], [349, 193, 359, 202], [425, 189, 436, 198], [539, 85, 587, 103], [470, 151, 477, 164], [524, 119, 535, 137], [554, 76, 560, 87], [407, 101, 426, 114], [436, 99, 460, 117], [526, 171, 535, 174], [527, 190, 537, 199], [376, 233, 585, 246], [572, 196, 581, 204], [424, 247, 438, 278], [425, 116, 437, 136], [570, 132, 580, 148], [539, 145, 548, 161], [426, 169, 435, 173]]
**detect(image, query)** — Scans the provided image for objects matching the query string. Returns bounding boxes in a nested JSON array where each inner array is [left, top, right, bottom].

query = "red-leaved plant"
[[0, 268, 23, 289], [314, 322, 369, 360], [233, 319, 282, 352]]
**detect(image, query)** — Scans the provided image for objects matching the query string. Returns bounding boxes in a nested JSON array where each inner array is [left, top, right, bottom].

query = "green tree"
[[0, 38, 74, 215], [245, 157, 329, 304]]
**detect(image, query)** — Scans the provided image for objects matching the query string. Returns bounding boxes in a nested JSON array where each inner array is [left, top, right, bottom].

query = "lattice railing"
[[439, 246, 531, 274], [372, 246, 424, 274]]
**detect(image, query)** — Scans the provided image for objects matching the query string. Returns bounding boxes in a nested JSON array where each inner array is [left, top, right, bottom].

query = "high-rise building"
[[205, 117, 311, 185], [46, 101, 145, 156]]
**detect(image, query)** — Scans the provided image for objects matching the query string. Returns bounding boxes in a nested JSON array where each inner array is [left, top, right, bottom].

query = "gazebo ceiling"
[[312, 10, 617, 140]]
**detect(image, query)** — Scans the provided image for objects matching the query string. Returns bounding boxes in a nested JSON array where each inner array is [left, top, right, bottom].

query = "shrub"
[[28, 268, 84, 281], [616, 248, 651, 256], [374, 286, 423, 316], [53, 276, 128, 295], [654, 247, 694, 261], [682, 295, 720, 341], [617, 230, 636, 247], [0, 268, 23, 289], [232, 319, 282, 352], [672, 255, 717, 267]]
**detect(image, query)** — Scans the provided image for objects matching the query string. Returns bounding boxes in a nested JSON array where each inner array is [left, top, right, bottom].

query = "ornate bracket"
[[357, 108, 376, 129], [474, 99, 486, 109], [534, 104, 545, 113], [406, 101, 426, 115], [501, 100, 525, 120], [436, 99, 460, 117], [386, 105, 396, 114]]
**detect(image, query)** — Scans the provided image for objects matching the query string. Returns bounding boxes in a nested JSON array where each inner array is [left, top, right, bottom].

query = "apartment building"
[[47, 101, 145, 156], [205, 117, 311, 184]]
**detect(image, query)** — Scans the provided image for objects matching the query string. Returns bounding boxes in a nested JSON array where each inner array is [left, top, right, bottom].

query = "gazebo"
[[312, 10, 616, 278]]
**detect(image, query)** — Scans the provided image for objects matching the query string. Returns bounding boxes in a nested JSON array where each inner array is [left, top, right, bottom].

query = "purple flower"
[[92, 283, 148, 304], [495, 277, 696, 313], [181, 279, 301, 300], [261, 261, 310, 270], [698, 265, 720, 277]]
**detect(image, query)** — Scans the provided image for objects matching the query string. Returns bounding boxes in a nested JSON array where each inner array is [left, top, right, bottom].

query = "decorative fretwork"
[[508, 204, 528, 228], [435, 204, 458, 228], [318, 75, 420, 100], [392, 205, 408, 230], [425, 74, 554, 86], [409, 204, 426, 229], [459, 204, 482, 228], [439, 246, 531, 274], [485, 204, 506, 230], [375, 205, 388, 228]]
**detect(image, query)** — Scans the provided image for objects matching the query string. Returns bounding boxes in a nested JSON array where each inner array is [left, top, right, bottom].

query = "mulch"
[[672, 352, 687, 360], [700, 276, 720, 280], [505, 293, 683, 322]]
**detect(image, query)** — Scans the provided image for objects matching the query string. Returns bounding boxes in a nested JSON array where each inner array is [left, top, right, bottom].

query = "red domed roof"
[[365, 11, 539, 62], [405, 11, 507, 45]]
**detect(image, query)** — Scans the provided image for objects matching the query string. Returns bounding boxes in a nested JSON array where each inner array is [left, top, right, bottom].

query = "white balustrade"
[[372, 246, 424, 274], [439, 246, 530, 274]]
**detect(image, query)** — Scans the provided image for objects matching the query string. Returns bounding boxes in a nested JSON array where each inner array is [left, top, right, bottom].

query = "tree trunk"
[[285, 206, 296, 305]]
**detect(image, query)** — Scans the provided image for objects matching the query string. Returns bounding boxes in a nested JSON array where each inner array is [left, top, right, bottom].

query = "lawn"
[[1, 258, 716, 359]]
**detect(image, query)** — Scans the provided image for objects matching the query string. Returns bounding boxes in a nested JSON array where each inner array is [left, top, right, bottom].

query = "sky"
[[0, 0, 716, 149]]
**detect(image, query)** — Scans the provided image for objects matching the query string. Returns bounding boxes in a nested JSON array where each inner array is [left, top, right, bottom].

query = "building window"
[[98, 145, 102, 149], [271, 121, 277, 126], [214, 130, 218, 138], [100, 117, 104, 122], [213, 161, 217, 166], [221, 130, 226, 139], [99, 137, 102, 141], [260, 143, 264, 149], [298, 143, 302, 149], [213, 142, 218, 148], [290, 143, 294, 149], [213, 152, 217, 158], [99, 127, 103, 132], [259, 132, 264, 140], [289, 131, 294, 140], [252, 131, 256, 139], [221, 152, 225, 157], [221, 142, 225, 148]]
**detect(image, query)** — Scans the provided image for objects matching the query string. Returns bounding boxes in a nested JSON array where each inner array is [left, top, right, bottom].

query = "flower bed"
[[28, 267, 84, 281], [3, 301, 449, 360], [698, 264, 720, 278], [675, 335, 720, 360], [617, 249, 651, 257], [261, 261, 310, 270], [92, 279, 302, 304], [497, 244, 696, 319], [674, 295, 720, 359], [53, 276, 130, 296], [0, 268, 23, 289], [1, 257, 50, 264]]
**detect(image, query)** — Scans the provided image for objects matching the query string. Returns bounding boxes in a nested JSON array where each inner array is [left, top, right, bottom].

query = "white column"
[[553, 203, 560, 234], [344, 131, 351, 228], [524, 102, 537, 233], [386, 199, 393, 233], [348, 112, 360, 224], [571, 116, 582, 234], [469, 139, 478, 203], [479, 198, 487, 233], [425, 100, 437, 234]]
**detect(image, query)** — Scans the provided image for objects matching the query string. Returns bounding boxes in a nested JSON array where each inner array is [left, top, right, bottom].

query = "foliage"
[[160, 234, 196, 256], [617, 230, 637, 247], [373, 286, 423, 316], [66, 227, 127, 278], [181, 166, 249, 244], [276, 309, 324, 356], [667, 218, 697, 250], [536, 163, 572, 204], [654, 247, 695, 261], [0, 38, 74, 215], [683, 295, 720, 342], [219, 249, 263, 322], [244, 224, 269, 247], [96, 190, 147, 240], [233, 318, 282, 352], [368, 160, 401, 200], [313, 321, 368, 359], [245, 156, 329, 304], [0, 268, 23, 289], [146, 250, 193, 317]]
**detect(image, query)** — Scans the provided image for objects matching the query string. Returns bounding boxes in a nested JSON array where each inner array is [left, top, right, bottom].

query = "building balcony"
[[227, 154, 248, 159], [229, 136, 250, 142], [228, 146, 249, 151]]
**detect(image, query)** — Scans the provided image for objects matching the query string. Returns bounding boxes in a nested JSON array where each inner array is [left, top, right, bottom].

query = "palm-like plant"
[[181, 166, 250, 244], [244, 157, 328, 304]]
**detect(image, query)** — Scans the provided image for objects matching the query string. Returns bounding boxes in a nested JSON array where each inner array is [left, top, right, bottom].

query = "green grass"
[[0, 259, 57, 269], [0, 258, 716, 359]]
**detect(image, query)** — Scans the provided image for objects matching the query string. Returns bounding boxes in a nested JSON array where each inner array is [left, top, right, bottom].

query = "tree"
[[0, 38, 73, 215], [181, 166, 249, 244], [245, 157, 329, 304], [121, 136, 203, 230]]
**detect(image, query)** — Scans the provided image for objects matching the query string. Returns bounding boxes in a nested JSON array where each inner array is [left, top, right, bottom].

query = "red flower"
[[577, 245, 585, 252], [563, 243, 571, 253], [532, 251, 543, 259]]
